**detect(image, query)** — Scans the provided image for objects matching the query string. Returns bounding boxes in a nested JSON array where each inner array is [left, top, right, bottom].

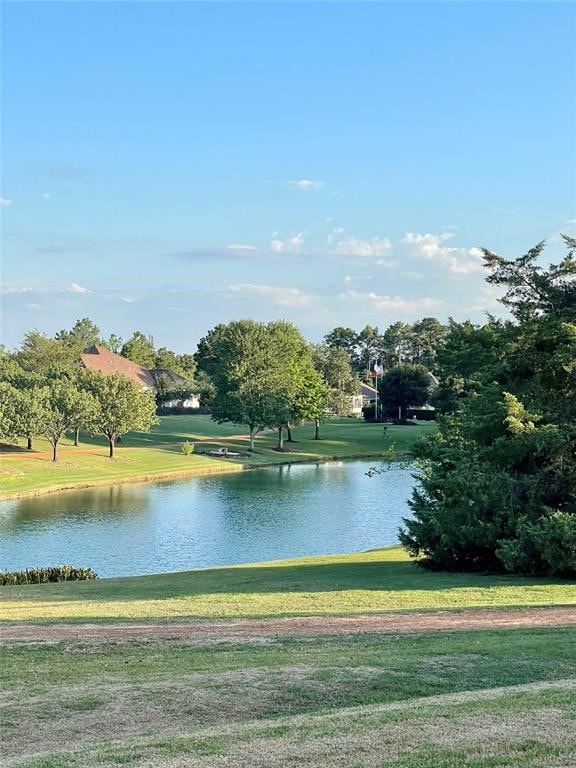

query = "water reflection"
[[1, 484, 151, 526], [0, 460, 415, 577]]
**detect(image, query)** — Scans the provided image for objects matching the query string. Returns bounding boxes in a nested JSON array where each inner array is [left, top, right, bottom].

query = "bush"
[[497, 511, 576, 577], [0, 565, 98, 585], [180, 440, 195, 455]]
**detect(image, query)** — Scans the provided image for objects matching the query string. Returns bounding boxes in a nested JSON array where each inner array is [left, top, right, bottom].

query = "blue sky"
[[2, 0, 575, 352]]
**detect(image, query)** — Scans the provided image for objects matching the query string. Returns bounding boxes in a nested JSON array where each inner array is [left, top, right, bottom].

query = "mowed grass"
[[2, 627, 575, 767], [2, 547, 574, 622], [0, 416, 435, 499]]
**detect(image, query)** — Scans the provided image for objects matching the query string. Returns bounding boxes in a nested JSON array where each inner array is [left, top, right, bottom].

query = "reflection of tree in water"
[[2, 485, 151, 527], [194, 462, 352, 533]]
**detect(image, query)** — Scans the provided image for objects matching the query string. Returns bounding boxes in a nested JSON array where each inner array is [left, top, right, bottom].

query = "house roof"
[[360, 382, 377, 397], [149, 368, 189, 388], [80, 345, 156, 389]]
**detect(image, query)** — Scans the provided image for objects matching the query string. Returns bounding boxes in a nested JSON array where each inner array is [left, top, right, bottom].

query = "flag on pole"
[[370, 363, 383, 378]]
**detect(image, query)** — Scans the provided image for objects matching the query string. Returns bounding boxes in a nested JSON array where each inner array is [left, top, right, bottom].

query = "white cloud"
[[467, 284, 506, 312], [375, 258, 396, 268], [25, 303, 44, 310], [66, 282, 91, 294], [335, 236, 392, 258], [41, 192, 52, 200], [341, 290, 443, 313], [402, 232, 484, 274], [225, 243, 257, 251], [287, 179, 323, 191], [227, 283, 313, 307], [0, 198, 13, 207], [0, 284, 34, 294], [270, 232, 306, 254], [564, 219, 576, 226], [120, 296, 136, 303], [344, 275, 373, 284]]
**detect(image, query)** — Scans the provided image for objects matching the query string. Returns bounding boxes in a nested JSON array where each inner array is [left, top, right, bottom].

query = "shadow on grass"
[[3, 558, 573, 604]]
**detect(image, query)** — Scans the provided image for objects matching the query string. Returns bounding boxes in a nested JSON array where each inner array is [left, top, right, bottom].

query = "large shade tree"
[[36, 379, 97, 462], [208, 320, 328, 451], [86, 372, 158, 458]]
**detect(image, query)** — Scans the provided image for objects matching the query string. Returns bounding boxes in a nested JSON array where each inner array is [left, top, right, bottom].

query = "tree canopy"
[[401, 236, 576, 576], [208, 320, 327, 451]]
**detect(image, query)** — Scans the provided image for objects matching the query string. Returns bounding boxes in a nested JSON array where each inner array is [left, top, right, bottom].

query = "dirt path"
[[2, 605, 574, 645]]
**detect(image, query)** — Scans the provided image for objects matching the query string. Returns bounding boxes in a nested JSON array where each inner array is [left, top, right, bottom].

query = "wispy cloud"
[[41, 192, 52, 200], [120, 296, 137, 303], [341, 290, 443, 313], [287, 179, 323, 191], [335, 236, 392, 259], [270, 232, 306, 254], [65, 282, 91, 294], [225, 243, 258, 252], [344, 275, 373, 284], [0, 284, 35, 294], [0, 198, 13, 207], [402, 232, 484, 274], [227, 283, 313, 307]]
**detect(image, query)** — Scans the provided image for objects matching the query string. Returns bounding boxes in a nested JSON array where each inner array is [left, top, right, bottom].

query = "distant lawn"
[[0, 417, 435, 499], [2, 547, 574, 623]]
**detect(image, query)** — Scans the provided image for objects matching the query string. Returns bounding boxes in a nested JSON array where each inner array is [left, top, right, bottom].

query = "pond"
[[0, 459, 416, 577]]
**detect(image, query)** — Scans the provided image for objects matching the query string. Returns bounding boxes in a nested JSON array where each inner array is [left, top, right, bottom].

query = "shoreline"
[[0, 450, 391, 502]]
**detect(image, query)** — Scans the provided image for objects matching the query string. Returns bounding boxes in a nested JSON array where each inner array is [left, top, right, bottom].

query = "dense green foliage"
[[378, 364, 431, 422], [0, 565, 98, 585], [84, 371, 159, 458], [324, 317, 447, 377], [401, 237, 576, 576], [207, 320, 328, 450]]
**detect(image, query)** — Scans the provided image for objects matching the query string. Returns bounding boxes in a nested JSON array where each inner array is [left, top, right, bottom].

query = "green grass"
[[2, 547, 574, 622], [3, 628, 575, 767], [0, 416, 434, 499]]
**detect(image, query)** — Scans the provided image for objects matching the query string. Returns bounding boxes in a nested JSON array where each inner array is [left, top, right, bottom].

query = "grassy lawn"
[[0, 416, 435, 499], [2, 626, 575, 767], [2, 547, 574, 622]]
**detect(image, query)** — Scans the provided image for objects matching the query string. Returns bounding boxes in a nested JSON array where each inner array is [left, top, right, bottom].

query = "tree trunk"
[[27, 435, 32, 450], [286, 423, 294, 442], [52, 441, 58, 462], [249, 426, 256, 453], [74, 427, 80, 446], [277, 426, 284, 450], [109, 436, 115, 458], [314, 419, 320, 440]]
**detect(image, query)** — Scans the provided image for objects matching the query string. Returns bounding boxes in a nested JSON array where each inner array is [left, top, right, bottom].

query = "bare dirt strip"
[[2, 605, 575, 645]]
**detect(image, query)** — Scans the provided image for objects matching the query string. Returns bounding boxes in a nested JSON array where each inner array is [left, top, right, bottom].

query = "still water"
[[0, 459, 416, 577]]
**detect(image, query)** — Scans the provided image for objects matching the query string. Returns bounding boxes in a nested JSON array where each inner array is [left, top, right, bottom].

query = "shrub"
[[0, 565, 98, 585], [180, 440, 195, 455], [497, 511, 576, 577]]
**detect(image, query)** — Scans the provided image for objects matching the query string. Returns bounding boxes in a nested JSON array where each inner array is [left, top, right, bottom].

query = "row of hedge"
[[0, 565, 98, 585]]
